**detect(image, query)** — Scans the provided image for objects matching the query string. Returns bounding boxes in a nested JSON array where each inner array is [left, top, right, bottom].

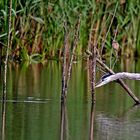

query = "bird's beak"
[[95, 79, 110, 88], [95, 80, 104, 88]]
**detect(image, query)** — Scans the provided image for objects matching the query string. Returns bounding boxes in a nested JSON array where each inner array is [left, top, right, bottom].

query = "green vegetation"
[[0, 0, 140, 62]]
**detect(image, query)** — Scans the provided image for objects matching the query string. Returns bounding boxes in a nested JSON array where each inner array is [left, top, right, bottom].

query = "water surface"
[[0, 59, 140, 140]]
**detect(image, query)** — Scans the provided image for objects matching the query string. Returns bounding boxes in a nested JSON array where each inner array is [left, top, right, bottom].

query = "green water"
[[0, 59, 140, 140]]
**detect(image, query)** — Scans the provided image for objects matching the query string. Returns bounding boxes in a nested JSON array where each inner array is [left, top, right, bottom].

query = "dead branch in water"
[[96, 59, 140, 104]]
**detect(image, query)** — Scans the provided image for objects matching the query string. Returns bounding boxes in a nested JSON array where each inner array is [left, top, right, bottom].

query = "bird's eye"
[[101, 78, 105, 81]]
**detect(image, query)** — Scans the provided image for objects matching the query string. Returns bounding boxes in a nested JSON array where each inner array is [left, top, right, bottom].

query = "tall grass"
[[0, 0, 139, 62]]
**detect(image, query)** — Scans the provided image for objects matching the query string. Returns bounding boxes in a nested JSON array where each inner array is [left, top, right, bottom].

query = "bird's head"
[[101, 73, 112, 81], [96, 73, 113, 88]]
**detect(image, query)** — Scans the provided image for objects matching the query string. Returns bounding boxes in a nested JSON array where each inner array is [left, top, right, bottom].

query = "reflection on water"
[[60, 101, 68, 140], [89, 103, 96, 140], [96, 111, 140, 140], [0, 59, 140, 140], [1, 102, 6, 140]]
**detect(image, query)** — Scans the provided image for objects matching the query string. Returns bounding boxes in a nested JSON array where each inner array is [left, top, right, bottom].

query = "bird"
[[96, 72, 140, 88], [112, 40, 120, 58], [95, 73, 113, 87], [85, 49, 92, 56], [100, 73, 113, 81]]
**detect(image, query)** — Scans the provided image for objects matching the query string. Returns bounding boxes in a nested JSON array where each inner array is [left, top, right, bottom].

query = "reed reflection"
[[60, 101, 69, 140], [89, 103, 96, 140], [1, 101, 6, 140], [1, 54, 7, 140]]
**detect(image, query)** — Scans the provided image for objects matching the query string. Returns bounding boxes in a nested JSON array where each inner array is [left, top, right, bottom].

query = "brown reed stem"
[[91, 44, 97, 103], [1, 1, 12, 139], [3, 0, 12, 101], [64, 17, 80, 97], [88, 20, 98, 103], [61, 20, 68, 100]]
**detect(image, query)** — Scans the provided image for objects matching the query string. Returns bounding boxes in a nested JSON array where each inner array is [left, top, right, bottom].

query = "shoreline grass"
[[0, 0, 139, 62]]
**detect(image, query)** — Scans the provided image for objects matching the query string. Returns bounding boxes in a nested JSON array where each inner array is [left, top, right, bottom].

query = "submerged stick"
[[96, 59, 140, 104]]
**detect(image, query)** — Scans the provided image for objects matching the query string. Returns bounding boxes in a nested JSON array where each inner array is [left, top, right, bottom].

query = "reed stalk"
[[1, 1, 12, 140], [90, 45, 97, 103], [61, 20, 68, 100], [64, 17, 80, 97], [3, 0, 12, 101]]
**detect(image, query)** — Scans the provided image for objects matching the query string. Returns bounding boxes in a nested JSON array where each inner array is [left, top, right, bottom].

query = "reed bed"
[[0, 0, 139, 62]]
